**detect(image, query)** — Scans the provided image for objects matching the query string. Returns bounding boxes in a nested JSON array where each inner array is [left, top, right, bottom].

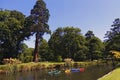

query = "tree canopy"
[[28, 0, 50, 62], [0, 10, 30, 59], [48, 27, 88, 61], [105, 18, 120, 55]]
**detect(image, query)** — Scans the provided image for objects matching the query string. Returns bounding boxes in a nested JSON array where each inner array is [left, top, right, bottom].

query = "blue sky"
[[1, 0, 120, 48]]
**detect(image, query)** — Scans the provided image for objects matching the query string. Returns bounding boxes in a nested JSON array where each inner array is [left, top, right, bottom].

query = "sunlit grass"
[[98, 68, 120, 80]]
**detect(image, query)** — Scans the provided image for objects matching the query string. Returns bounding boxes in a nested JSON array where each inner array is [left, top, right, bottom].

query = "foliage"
[[2, 58, 21, 64], [0, 10, 30, 59], [85, 30, 94, 39], [28, 0, 50, 62], [2, 3, 120, 63], [105, 18, 120, 41], [48, 27, 63, 61], [19, 47, 34, 63], [39, 39, 54, 61], [56, 55, 63, 62], [48, 27, 87, 61], [85, 30, 104, 60], [104, 18, 120, 55], [110, 50, 120, 59]]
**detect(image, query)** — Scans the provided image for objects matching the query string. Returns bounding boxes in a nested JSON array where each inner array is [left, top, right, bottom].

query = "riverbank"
[[0, 61, 100, 74], [0, 62, 63, 74], [98, 68, 120, 80]]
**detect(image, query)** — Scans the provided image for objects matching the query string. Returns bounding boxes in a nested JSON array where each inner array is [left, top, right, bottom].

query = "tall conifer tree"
[[29, 0, 50, 62]]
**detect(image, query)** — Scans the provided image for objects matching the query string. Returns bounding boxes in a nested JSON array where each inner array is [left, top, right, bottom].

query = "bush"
[[56, 56, 63, 62], [2, 58, 21, 64], [64, 58, 74, 67]]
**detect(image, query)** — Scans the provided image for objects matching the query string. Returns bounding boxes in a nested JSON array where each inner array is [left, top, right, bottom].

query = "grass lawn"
[[98, 68, 120, 80]]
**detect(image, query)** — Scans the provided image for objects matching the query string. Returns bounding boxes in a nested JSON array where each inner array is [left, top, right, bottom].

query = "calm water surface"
[[0, 65, 113, 80]]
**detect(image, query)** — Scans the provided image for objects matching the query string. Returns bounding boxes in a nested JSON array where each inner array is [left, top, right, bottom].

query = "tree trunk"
[[33, 33, 39, 62]]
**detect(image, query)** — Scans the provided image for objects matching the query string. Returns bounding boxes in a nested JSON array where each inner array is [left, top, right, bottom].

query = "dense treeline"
[[42, 27, 104, 61], [0, 0, 120, 63]]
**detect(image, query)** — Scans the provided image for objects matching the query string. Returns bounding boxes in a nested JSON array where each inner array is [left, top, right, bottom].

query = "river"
[[0, 64, 113, 80]]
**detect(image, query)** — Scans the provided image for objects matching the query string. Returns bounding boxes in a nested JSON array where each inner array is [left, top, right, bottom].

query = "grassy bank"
[[0, 62, 64, 74], [0, 61, 105, 74], [98, 68, 120, 80]]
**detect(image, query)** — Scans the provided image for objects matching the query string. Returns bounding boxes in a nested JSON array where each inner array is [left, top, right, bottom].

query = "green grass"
[[98, 68, 120, 80]]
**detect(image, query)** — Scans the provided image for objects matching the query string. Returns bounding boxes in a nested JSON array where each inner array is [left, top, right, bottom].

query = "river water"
[[0, 64, 113, 80]]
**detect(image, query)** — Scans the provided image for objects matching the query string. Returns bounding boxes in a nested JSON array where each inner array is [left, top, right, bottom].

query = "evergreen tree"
[[105, 18, 120, 55], [105, 18, 120, 41], [28, 0, 50, 62]]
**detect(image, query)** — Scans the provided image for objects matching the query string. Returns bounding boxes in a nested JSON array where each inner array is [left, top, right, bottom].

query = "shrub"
[[64, 58, 74, 67], [2, 58, 21, 64]]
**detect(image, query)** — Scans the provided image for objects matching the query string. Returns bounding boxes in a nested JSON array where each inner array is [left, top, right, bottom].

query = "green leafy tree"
[[0, 10, 30, 59], [85, 30, 104, 60], [62, 27, 87, 61], [18, 43, 34, 63], [39, 39, 54, 61], [48, 27, 63, 61], [49, 27, 87, 61], [28, 0, 50, 62]]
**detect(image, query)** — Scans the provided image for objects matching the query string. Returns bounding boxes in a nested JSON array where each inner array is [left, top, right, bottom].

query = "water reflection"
[[0, 65, 113, 80]]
